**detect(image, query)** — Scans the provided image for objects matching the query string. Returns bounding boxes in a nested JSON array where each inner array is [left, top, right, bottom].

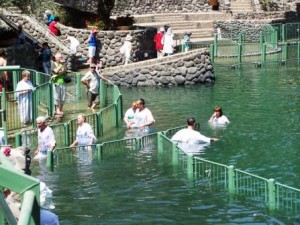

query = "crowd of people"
[[154, 26, 192, 57]]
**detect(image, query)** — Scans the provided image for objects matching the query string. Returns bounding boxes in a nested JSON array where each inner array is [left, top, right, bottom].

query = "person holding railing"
[[81, 63, 101, 110], [70, 114, 96, 148], [172, 117, 218, 144], [34, 116, 56, 160], [15, 70, 34, 126]]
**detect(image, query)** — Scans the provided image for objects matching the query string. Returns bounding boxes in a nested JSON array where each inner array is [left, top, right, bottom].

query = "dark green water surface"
[[32, 62, 300, 224]]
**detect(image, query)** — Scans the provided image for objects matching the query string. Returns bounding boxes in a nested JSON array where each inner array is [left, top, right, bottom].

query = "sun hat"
[[125, 35, 133, 41], [45, 10, 51, 15], [159, 27, 165, 32], [92, 28, 98, 34]]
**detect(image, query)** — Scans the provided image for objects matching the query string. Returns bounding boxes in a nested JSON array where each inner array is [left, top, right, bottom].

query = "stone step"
[[136, 20, 213, 30], [134, 12, 232, 23], [7, 6, 22, 14]]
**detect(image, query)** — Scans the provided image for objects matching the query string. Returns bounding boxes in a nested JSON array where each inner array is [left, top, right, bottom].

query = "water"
[[31, 62, 300, 224]]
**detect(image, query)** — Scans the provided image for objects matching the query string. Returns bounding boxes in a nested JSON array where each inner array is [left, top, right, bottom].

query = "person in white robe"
[[15, 70, 34, 125]]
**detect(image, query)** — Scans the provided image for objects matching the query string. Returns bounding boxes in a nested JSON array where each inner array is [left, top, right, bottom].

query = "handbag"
[[63, 75, 72, 83]]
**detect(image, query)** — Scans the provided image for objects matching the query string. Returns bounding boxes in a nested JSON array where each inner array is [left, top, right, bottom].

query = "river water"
[[31, 61, 300, 224]]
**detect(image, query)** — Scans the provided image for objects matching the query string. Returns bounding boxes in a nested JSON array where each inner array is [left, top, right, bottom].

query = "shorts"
[[87, 91, 99, 107], [53, 84, 66, 105], [88, 46, 96, 58]]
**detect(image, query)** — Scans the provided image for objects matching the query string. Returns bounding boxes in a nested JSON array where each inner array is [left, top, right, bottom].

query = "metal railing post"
[[48, 82, 54, 118], [172, 142, 178, 166], [76, 73, 82, 100], [281, 42, 287, 63], [100, 79, 106, 108], [268, 178, 276, 212], [259, 31, 264, 50], [64, 123, 69, 146], [97, 144, 103, 161], [238, 44, 242, 64], [281, 24, 286, 42], [135, 137, 141, 150], [261, 43, 266, 64], [298, 41, 300, 60], [228, 165, 236, 195], [32, 88, 38, 125], [210, 44, 215, 63], [213, 33, 218, 56], [187, 155, 194, 180], [46, 150, 53, 170], [1, 88, 7, 145], [15, 132, 22, 147], [157, 132, 163, 154]]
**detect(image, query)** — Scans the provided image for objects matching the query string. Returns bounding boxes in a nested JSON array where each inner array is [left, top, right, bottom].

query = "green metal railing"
[[0, 150, 40, 225], [47, 126, 300, 215], [0, 67, 83, 137], [0, 66, 123, 147], [16, 81, 123, 149]]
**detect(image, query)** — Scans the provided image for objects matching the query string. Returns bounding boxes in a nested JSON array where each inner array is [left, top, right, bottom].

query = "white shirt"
[[35, 126, 56, 159], [68, 36, 80, 54], [76, 123, 96, 146], [81, 71, 100, 94], [135, 108, 155, 128], [210, 115, 230, 125], [171, 128, 211, 144], [124, 108, 135, 124]]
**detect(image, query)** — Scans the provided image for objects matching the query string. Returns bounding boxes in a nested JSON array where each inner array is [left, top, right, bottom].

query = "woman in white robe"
[[162, 28, 174, 56], [15, 70, 34, 125]]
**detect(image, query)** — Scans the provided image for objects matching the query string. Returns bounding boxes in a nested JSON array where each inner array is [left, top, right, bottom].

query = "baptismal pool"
[[32, 61, 300, 224]]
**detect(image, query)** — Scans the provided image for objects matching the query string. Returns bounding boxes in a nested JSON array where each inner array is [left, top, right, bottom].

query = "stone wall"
[[214, 19, 282, 42], [54, 0, 214, 15], [4, 11, 157, 70], [102, 49, 215, 86]]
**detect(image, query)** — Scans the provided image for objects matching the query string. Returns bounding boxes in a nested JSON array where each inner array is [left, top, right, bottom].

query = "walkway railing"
[[0, 66, 123, 147], [14, 81, 123, 149], [48, 125, 300, 216], [178, 23, 300, 67], [0, 149, 40, 225]]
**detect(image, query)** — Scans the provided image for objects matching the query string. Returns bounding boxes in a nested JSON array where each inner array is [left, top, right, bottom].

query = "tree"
[[97, 0, 115, 29]]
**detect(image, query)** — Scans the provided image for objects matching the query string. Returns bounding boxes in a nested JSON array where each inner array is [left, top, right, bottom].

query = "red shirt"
[[49, 21, 59, 36], [154, 32, 164, 51]]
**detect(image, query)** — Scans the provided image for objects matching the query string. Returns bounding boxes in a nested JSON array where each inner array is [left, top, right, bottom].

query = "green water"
[[32, 62, 300, 224]]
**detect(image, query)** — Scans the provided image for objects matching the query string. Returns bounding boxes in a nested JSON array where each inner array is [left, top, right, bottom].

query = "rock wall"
[[214, 19, 282, 42], [102, 49, 215, 86], [55, 0, 213, 15], [5, 12, 156, 70]]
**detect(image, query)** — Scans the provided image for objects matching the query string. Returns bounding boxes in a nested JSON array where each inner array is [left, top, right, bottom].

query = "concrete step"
[[134, 12, 232, 23], [136, 20, 214, 31], [7, 6, 22, 14]]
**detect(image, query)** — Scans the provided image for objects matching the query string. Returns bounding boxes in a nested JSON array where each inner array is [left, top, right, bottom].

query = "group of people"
[[123, 98, 155, 133], [154, 26, 193, 57], [154, 26, 175, 58], [171, 106, 230, 154], [44, 10, 61, 36]]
